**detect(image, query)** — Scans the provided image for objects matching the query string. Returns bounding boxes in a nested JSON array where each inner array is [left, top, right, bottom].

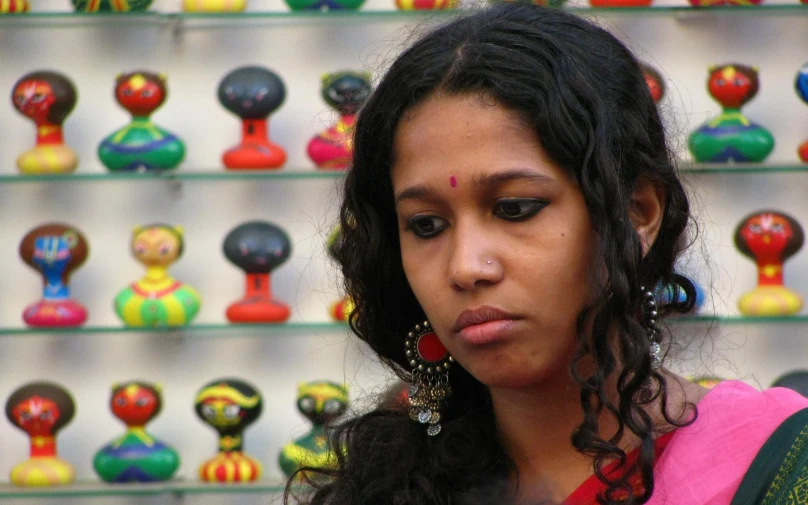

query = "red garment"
[[563, 430, 676, 505]]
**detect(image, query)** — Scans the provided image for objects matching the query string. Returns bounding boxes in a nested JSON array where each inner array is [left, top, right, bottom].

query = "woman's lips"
[[455, 319, 520, 346]]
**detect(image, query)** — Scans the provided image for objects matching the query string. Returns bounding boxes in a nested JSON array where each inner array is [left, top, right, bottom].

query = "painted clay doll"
[[183, 0, 246, 11], [688, 0, 760, 7], [195, 378, 263, 482], [115, 224, 201, 327], [641, 63, 665, 105], [285, 0, 363, 13], [327, 225, 353, 321], [1, 0, 29, 12], [689, 64, 774, 163], [98, 71, 185, 172], [279, 381, 348, 480], [6, 382, 76, 487], [71, 0, 153, 11], [734, 210, 803, 316], [795, 63, 808, 162], [589, 0, 650, 8], [94, 381, 180, 483], [218, 66, 287, 170], [223, 221, 292, 323], [395, 0, 456, 9], [308, 71, 371, 170], [11, 71, 78, 174], [19, 223, 89, 327]]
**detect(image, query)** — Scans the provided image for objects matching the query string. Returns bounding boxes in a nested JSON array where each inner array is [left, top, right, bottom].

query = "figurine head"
[[297, 381, 348, 426], [321, 71, 372, 116], [326, 225, 343, 262], [110, 381, 162, 427], [707, 64, 759, 109], [131, 224, 184, 268], [735, 211, 804, 263], [6, 382, 75, 438], [218, 66, 286, 120], [19, 223, 89, 282], [795, 62, 808, 106], [114, 71, 167, 117], [223, 221, 292, 274], [12, 71, 77, 126], [194, 379, 262, 436], [640, 63, 665, 105]]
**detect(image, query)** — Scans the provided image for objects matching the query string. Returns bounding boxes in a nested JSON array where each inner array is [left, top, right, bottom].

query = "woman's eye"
[[493, 198, 547, 221], [407, 216, 449, 239]]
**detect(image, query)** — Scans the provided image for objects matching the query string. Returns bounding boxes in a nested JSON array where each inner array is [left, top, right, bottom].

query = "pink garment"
[[649, 380, 808, 505]]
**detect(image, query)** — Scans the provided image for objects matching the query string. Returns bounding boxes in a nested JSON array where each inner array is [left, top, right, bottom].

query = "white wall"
[[0, 1, 807, 503]]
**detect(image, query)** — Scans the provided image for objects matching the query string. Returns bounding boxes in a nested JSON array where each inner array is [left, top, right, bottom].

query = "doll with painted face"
[[195, 378, 263, 483], [795, 63, 808, 162], [94, 381, 180, 483], [114, 224, 201, 327], [307, 71, 371, 170], [689, 64, 774, 163], [735, 210, 804, 316], [279, 381, 348, 480], [183, 0, 246, 10], [6, 382, 76, 487], [19, 223, 89, 327], [218, 66, 287, 170], [71, 0, 153, 11], [641, 63, 665, 105], [223, 221, 292, 323], [98, 71, 185, 172], [11, 71, 78, 174]]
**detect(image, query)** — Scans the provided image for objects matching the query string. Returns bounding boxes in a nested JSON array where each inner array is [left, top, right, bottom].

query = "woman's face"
[[392, 94, 597, 390]]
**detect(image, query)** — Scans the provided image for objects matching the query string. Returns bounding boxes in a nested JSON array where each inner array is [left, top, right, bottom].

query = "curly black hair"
[[288, 4, 696, 505]]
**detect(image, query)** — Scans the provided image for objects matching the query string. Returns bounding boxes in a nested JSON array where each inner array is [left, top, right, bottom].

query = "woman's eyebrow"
[[473, 169, 556, 187]]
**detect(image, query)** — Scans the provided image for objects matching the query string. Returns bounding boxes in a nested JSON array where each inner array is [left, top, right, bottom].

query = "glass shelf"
[[0, 479, 287, 499], [672, 314, 808, 324], [680, 163, 808, 174], [0, 5, 804, 29], [0, 322, 348, 337], [0, 170, 344, 184]]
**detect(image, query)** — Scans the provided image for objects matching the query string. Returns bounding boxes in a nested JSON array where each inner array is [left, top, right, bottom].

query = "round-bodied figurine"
[[71, 0, 153, 11], [735, 210, 804, 316], [223, 221, 292, 323], [1, 0, 29, 12], [183, 0, 246, 10], [688, 0, 760, 6], [308, 71, 371, 170], [795, 63, 808, 162], [327, 226, 353, 321], [641, 63, 665, 105], [218, 66, 287, 170], [589, 0, 650, 7], [94, 381, 180, 483], [11, 71, 78, 174], [6, 382, 76, 487], [98, 72, 185, 172], [395, 0, 455, 10], [19, 223, 89, 327], [689, 64, 774, 163], [195, 379, 263, 483], [114, 224, 201, 327], [772, 371, 808, 398], [279, 381, 348, 480], [285, 0, 363, 11]]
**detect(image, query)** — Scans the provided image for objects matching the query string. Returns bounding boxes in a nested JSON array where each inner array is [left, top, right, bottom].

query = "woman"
[[293, 4, 808, 504]]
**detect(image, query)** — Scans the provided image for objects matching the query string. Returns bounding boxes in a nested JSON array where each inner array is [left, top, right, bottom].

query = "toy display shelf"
[[0, 479, 289, 499], [0, 322, 349, 337]]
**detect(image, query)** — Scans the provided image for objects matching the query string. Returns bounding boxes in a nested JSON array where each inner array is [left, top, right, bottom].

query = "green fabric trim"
[[731, 408, 808, 505]]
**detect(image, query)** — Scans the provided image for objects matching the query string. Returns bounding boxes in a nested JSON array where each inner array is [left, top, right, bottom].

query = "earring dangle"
[[640, 286, 661, 397], [405, 320, 453, 436]]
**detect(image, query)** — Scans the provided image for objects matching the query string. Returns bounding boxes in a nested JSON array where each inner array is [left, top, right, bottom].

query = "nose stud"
[[487, 260, 492, 265]]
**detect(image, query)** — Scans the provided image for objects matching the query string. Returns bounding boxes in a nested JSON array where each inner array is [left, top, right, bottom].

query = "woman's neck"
[[492, 371, 703, 504]]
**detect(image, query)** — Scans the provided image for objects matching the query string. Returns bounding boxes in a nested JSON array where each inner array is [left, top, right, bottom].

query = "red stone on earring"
[[417, 332, 447, 362]]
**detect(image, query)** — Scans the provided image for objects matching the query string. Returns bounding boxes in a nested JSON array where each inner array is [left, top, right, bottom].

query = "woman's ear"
[[630, 177, 665, 258]]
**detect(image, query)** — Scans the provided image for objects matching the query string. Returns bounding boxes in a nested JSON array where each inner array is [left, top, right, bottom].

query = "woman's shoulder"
[[647, 380, 808, 505]]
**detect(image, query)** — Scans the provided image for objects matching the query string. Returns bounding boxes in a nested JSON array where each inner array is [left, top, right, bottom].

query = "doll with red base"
[[589, 0, 650, 8], [795, 63, 808, 162], [641, 63, 665, 105], [19, 223, 89, 327], [734, 211, 804, 316], [11, 71, 78, 174], [1, 0, 29, 12], [326, 225, 353, 321], [218, 66, 287, 170], [308, 71, 371, 170], [223, 221, 292, 323], [6, 382, 76, 487]]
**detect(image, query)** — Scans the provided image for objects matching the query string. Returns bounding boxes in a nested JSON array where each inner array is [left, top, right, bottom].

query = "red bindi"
[[450, 176, 457, 187]]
